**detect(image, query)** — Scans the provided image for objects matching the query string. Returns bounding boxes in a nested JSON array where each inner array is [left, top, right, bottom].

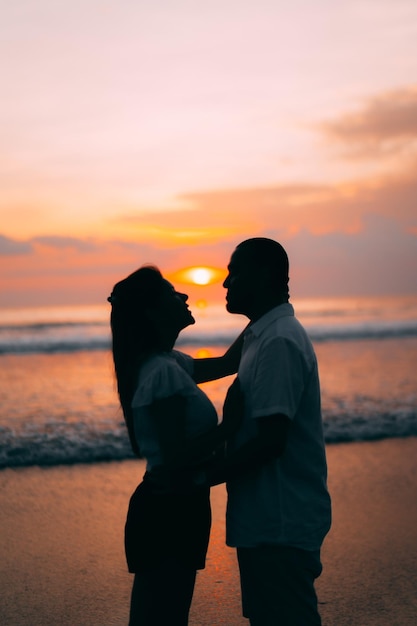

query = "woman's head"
[[109, 266, 164, 355], [108, 266, 195, 352], [108, 265, 194, 455]]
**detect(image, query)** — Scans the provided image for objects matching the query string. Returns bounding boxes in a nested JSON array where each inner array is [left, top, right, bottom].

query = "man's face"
[[223, 248, 257, 316]]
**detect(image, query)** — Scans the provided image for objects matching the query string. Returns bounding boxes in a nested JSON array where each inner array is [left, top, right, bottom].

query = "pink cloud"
[[319, 84, 417, 158]]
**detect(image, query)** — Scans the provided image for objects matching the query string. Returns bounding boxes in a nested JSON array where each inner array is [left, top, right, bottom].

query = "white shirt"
[[226, 303, 331, 551], [131, 350, 218, 470]]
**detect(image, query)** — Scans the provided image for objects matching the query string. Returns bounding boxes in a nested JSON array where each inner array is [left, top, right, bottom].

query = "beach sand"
[[1, 438, 417, 626]]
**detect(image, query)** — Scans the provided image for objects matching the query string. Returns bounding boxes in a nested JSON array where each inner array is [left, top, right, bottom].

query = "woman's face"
[[156, 280, 195, 332]]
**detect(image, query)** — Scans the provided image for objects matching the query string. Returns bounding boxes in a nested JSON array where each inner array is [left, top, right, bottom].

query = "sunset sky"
[[1, 0, 416, 307]]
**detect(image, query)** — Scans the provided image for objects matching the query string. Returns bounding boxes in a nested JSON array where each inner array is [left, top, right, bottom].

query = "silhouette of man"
[[218, 238, 331, 626]]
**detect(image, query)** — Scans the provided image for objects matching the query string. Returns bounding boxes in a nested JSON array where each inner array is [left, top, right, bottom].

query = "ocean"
[[1, 294, 416, 469]]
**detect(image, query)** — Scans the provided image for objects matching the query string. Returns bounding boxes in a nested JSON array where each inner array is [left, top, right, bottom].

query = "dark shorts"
[[125, 480, 211, 573], [237, 545, 323, 626]]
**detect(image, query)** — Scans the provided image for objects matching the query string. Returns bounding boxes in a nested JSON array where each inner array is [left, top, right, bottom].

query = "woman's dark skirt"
[[125, 479, 211, 573]]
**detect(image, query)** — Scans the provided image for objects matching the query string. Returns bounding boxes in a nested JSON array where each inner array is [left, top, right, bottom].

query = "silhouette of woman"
[[108, 266, 242, 626]]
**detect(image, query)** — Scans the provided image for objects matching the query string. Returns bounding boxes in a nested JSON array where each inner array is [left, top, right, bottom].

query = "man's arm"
[[192, 326, 248, 383], [208, 413, 290, 485]]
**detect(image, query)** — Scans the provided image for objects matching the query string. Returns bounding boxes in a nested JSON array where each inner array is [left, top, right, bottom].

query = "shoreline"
[[1, 438, 417, 625]]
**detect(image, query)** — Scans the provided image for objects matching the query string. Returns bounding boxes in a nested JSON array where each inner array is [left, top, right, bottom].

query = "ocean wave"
[[1, 410, 416, 469], [323, 410, 417, 443], [303, 322, 417, 342], [0, 338, 112, 354], [0, 422, 135, 469], [0, 321, 416, 354]]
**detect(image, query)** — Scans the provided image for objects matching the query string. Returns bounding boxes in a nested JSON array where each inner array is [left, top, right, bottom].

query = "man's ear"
[[144, 306, 157, 322], [255, 267, 273, 290]]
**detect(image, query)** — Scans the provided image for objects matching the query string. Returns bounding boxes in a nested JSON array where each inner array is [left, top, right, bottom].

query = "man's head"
[[223, 238, 290, 320]]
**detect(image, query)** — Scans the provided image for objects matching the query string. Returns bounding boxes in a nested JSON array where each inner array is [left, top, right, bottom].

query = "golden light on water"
[[170, 266, 226, 286], [195, 348, 213, 359]]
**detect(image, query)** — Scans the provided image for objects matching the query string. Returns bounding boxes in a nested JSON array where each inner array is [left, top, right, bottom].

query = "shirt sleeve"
[[171, 350, 194, 375], [250, 336, 306, 420], [132, 356, 191, 408]]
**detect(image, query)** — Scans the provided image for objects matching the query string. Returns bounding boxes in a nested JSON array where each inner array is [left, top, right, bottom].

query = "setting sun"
[[190, 267, 214, 285], [169, 266, 227, 286]]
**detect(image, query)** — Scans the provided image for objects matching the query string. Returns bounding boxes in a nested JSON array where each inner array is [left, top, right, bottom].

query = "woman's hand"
[[221, 377, 244, 436]]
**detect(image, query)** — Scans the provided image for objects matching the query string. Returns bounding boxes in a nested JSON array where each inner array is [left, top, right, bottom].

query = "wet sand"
[[1, 438, 417, 625]]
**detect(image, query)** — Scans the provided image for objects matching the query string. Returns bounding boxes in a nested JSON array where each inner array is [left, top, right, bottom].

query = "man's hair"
[[236, 237, 289, 299]]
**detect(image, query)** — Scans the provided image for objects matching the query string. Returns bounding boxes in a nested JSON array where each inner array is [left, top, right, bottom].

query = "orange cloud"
[[1, 153, 416, 307], [171, 172, 415, 237], [108, 206, 259, 246], [0, 233, 233, 307], [109, 184, 366, 241], [2, 202, 415, 308]]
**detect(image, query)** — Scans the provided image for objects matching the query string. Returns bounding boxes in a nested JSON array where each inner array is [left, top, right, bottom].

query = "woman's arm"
[[192, 326, 248, 383]]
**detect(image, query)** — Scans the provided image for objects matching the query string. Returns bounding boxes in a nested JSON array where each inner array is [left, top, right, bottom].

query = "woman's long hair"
[[108, 266, 164, 456]]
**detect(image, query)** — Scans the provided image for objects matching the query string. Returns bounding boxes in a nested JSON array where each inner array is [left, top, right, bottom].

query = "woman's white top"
[[131, 350, 218, 470]]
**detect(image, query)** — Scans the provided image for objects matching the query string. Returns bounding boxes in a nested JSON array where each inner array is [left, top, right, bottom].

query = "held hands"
[[221, 376, 245, 436]]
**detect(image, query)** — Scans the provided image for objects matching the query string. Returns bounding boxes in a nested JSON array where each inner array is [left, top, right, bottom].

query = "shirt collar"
[[245, 303, 294, 338]]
